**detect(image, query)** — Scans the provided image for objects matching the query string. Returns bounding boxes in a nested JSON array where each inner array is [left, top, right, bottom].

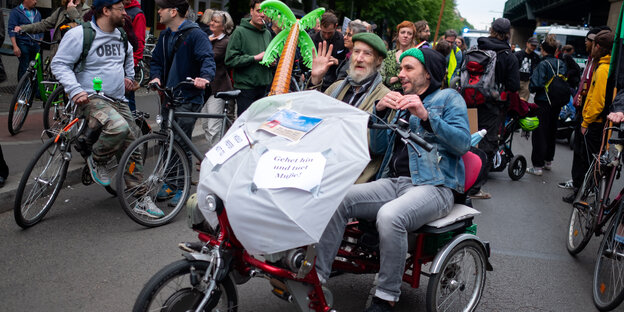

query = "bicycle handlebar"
[[16, 30, 59, 45], [368, 116, 434, 153]]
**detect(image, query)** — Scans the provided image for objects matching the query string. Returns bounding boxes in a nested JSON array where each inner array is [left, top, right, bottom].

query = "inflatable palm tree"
[[260, 0, 325, 95]]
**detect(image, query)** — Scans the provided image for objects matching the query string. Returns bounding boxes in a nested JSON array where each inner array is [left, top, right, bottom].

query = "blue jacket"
[[371, 88, 471, 192], [8, 5, 43, 46], [150, 20, 216, 105], [529, 55, 567, 103]]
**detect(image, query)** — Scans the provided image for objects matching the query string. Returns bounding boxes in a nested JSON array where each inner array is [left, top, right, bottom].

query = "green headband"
[[399, 48, 425, 65]]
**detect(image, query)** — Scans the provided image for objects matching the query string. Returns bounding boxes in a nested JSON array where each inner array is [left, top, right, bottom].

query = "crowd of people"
[[4, 0, 624, 310]]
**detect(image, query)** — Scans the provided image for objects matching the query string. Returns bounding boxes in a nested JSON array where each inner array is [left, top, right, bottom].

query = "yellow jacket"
[[582, 55, 611, 128]]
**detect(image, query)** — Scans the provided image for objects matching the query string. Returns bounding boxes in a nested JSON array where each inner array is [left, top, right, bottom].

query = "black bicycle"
[[116, 78, 239, 227]]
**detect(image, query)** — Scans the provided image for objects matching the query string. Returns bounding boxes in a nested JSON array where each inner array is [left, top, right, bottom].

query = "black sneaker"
[[562, 190, 578, 204], [364, 297, 394, 312]]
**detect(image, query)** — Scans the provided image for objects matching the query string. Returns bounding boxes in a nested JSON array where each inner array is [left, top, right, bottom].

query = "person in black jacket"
[[514, 37, 540, 100], [310, 11, 346, 91], [471, 18, 519, 198], [561, 44, 581, 92], [526, 35, 567, 176]]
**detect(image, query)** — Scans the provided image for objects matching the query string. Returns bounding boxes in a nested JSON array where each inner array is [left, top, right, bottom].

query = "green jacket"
[[20, 4, 89, 56], [225, 18, 273, 89]]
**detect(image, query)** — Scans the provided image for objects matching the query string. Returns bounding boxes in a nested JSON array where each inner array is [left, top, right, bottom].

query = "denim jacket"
[[371, 88, 471, 192]]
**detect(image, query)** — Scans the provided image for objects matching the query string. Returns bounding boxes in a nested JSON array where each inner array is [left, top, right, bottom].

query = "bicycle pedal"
[[81, 165, 93, 185]]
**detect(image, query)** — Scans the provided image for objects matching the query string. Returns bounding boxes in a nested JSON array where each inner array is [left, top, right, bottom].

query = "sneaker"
[[562, 191, 577, 204], [133, 196, 165, 218], [364, 297, 394, 312], [558, 180, 575, 189], [156, 184, 175, 201], [168, 190, 183, 207], [86, 155, 111, 186], [544, 161, 552, 171], [526, 167, 543, 176]]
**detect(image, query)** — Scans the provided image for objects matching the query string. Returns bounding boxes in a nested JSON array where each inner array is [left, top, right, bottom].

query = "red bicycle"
[[133, 121, 492, 312]]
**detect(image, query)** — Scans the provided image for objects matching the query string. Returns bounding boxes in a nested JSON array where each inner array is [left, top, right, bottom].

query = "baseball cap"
[[92, 0, 123, 9], [527, 37, 539, 45], [491, 18, 511, 34], [155, 0, 189, 9]]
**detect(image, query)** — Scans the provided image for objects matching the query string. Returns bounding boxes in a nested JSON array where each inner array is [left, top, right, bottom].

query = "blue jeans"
[[17, 42, 39, 82], [316, 177, 454, 302]]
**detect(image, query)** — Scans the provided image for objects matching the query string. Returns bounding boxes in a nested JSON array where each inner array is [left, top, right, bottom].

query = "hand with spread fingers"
[[310, 41, 337, 85], [397, 94, 428, 120]]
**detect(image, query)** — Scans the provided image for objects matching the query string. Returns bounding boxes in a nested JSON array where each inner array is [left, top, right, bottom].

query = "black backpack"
[[544, 59, 570, 107]]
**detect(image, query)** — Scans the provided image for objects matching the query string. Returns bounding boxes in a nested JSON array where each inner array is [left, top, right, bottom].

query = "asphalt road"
[[2, 129, 624, 311]]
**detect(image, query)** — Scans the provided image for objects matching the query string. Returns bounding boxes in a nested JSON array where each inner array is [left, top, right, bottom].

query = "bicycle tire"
[[8, 71, 36, 135], [14, 139, 69, 228], [134, 62, 145, 87], [425, 239, 487, 312], [567, 161, 600, 255], [593, 211, 624, 311], [133, 259, 238, 312], [42, 86, 70, 138], [116, 133, 191, 227]]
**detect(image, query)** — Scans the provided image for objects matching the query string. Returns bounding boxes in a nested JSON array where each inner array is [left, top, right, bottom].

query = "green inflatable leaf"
[[298, 8, 325, 31], [261, 29, 289, 66], [298, 30, 316, 69], [260, 0, 296, 30]]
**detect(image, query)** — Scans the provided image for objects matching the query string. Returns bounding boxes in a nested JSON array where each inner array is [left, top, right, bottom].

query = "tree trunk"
[[269, 23, 300, 96]]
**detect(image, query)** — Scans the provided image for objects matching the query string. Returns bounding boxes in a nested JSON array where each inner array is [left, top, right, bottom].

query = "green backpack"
[[74, 22, 129, 73]]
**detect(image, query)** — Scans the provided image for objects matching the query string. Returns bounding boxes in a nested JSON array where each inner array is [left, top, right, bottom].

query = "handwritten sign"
[[206, 127, 250, 166], [253, 150, 326, 191]]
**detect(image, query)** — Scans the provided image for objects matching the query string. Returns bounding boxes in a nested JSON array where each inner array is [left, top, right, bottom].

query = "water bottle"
[[470, 129, 487, 147]]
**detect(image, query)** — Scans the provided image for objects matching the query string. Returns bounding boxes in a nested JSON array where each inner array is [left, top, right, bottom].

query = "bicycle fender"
[[429, 234, 493, 274]]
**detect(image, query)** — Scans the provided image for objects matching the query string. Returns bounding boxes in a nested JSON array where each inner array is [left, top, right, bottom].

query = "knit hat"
[[491, 18, 511, 34], [352, 33, 387, 58], [594, 30, 614, 49], [399, 48, 446, 92], [92, 0, 122, 9]]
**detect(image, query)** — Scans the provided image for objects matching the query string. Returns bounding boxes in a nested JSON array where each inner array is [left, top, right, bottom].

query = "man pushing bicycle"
[[51, 0, 161, 217]]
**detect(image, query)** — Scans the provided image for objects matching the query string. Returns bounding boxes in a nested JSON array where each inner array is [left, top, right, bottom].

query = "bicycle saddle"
[[215, 90, 241, 100]]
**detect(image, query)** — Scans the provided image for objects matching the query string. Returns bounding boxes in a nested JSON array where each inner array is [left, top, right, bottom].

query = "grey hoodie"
[[51, 20, 134, 102]]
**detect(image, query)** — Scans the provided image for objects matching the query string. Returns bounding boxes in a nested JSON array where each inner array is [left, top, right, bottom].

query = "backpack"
[[459, 47, 501, 107], [74, 22, 129, 73], [544, 59, 570, 108]]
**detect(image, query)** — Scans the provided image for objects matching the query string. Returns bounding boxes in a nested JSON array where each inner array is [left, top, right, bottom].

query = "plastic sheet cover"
[[197, 91, 370, 255]]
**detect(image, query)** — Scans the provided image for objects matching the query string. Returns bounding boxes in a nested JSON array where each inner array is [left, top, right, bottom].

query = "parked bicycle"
[[9, 31, 60, 135], [13, 81, 152, 229], [115, 78, 238, 227], [564, 122, 624, 310], [134, 34, 156, 87]]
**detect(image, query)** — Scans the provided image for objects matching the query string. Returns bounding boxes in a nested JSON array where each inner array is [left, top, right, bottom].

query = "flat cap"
[[155, 0, 189, 9], [352, 33, 387, 58], [595, 30, 614, 48]]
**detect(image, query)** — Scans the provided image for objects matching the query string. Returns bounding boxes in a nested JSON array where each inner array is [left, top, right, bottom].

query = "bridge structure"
[[503, 0, 620, 46]]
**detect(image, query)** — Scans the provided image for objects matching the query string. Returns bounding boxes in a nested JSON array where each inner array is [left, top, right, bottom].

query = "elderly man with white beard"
[[310, 32, 393, 183]]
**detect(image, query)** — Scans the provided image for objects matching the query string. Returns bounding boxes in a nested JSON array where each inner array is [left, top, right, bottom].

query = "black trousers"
[[571, 122, 604, 188], [236, 86, 268, 116], [531, 101, 560, 167], [0, 144, 8, 179]]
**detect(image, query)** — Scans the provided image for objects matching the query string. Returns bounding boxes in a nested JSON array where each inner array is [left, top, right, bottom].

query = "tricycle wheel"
[[426, 240, 486, 312], [508, 155, 526, 181]]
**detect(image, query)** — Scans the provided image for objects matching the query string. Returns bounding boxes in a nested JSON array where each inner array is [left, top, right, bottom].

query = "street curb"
[[0, 125, 207, 215]]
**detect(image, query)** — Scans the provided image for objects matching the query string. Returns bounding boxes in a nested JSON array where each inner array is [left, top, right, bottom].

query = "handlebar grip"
[[408, 132, 434, 152]]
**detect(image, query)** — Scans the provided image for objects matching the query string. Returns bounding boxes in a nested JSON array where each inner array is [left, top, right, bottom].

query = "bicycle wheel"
[[116, 133, 191, 227], [8, 71, 36, 135], [14, 139, 70, 228], [567, 161, 600, 255], [43, 86, 70, 138], [426, 240, 487, 312], [593, 212, 624, 311], [133, 259, 238, 312], [140, 57, 151, 86], [134, 62, 145, 87]]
